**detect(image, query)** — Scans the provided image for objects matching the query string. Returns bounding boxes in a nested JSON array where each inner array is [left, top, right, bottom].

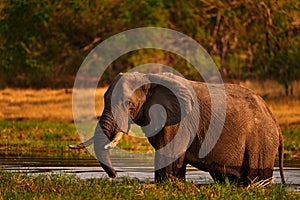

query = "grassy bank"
[[0, 120, 89, 158], [0, 120, 154, 158], [0, 84, 299, 199], [0, 172, 298, 200], [0, 120, 299, 160]]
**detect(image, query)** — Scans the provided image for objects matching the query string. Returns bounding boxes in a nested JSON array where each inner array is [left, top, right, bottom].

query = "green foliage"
[[0, 173, 298, 199], [252, 0, 300, 95], [0, 0, 299, 89], [282, 126, 300, 160]]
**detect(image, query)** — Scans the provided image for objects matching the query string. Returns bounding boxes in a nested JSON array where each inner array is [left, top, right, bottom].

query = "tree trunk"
[[290, 84, 293, 96], [284, 82, 289, 96]]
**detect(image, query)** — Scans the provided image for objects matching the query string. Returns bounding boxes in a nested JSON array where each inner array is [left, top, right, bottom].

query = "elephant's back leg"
[[244, 95, 280, 182], [243, 139, 277, 182]]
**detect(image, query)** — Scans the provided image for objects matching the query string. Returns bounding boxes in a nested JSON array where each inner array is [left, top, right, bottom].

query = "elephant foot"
[[154, 153, 187, 182], [209, 172, 241, 184], [245, 167, 273, 184]]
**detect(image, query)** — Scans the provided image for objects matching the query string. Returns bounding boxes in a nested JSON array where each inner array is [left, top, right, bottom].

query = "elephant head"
[[92, 72, 196, 178]]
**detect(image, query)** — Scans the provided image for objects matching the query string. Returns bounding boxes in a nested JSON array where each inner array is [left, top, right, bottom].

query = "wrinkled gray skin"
[[71, 72, 285, 184]]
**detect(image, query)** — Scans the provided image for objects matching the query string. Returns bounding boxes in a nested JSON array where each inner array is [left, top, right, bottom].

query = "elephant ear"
[[145, 73, 196, 126]]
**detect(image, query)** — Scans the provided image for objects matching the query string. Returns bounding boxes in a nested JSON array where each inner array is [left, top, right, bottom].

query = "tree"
[[0, 0, 299, 89], [252, 0, 300, 95]]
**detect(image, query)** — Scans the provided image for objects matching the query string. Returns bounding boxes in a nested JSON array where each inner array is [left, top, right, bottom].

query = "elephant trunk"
[[94, 110, 124, 178], [69, 109, 124, 178], [94, 122, 117, 178]]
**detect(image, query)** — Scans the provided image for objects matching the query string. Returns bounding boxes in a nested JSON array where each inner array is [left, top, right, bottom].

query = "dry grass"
[[0, 80, 299, 126], [241, 80, 300, 126], [0, 88, 107, 122], [246, 177, 272, 190]]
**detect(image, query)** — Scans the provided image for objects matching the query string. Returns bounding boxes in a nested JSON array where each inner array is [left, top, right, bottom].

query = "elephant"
[[70, 72, 285, 184]]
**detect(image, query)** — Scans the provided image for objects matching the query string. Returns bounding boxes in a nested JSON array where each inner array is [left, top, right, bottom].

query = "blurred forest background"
[[0, 0, 299, 95]]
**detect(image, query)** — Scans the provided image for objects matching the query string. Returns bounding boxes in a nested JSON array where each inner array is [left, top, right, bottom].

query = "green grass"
[[0, 120, 92, 158], [0, 120, 155, 158], [281, 126, 300, 160], [1, 120, 300, 161], [0, 172, 298, 200], [1, 120, 299, 160]]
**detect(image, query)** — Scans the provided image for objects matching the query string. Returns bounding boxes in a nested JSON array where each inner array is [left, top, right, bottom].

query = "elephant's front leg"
[[154, 151, 187, 182]]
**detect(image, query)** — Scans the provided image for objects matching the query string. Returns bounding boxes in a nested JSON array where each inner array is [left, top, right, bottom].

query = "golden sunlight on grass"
[[0, 80, 299, 126], [241, 80, 300, 126], [0, 88, 107, 121]]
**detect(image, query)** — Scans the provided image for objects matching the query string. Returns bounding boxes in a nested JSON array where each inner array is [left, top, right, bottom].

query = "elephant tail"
[[69, 136, 94, 149], [278, 133, 286, 185]]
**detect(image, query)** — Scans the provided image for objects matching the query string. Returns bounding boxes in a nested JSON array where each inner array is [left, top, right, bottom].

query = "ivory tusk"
[[104, 132, 124, 149], [68, 136, 94, 149]]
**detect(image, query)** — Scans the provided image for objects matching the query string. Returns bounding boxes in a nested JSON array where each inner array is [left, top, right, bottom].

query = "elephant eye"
[[125, 100, 134, 107]]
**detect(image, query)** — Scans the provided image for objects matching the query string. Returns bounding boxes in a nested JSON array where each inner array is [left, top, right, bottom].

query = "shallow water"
[[1, 154, 300, 192]]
